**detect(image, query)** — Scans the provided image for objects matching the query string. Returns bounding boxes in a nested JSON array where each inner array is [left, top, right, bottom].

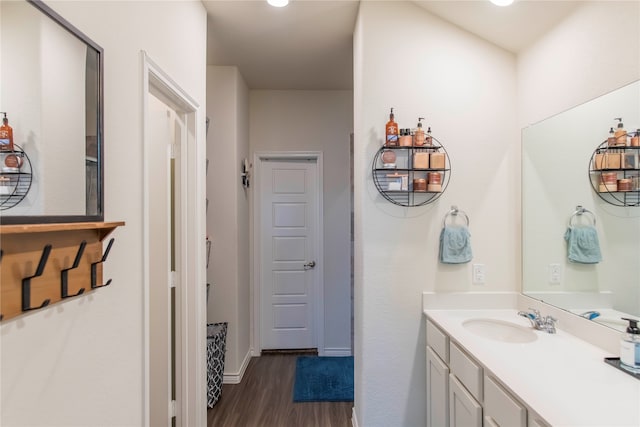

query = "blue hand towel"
[[439, 226, 473, 264], [564, 226, 602, 264]]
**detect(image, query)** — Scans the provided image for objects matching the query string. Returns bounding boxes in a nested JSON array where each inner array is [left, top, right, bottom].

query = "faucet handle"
[[528, 308, 541, 318]]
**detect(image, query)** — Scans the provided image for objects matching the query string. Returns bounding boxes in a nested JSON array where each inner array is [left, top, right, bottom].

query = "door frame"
[[142, 51, 207, 427], [252, 151, 324, 356]]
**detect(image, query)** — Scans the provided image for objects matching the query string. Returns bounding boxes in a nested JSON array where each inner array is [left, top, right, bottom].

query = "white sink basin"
[[462, 318, 538, 343]]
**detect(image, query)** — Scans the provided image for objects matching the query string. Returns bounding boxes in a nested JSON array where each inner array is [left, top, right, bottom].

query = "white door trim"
[[141, 51, 206, 427], [252, 151, 324, 356]]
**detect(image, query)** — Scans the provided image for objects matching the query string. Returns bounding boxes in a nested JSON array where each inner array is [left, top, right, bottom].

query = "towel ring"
[[569, 205, 596, 227], [443, 205, 470, 227]]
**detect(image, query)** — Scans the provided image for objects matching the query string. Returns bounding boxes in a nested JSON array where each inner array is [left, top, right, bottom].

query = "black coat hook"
[[91, 238, 114, 289], [22, 244, 52, 312], [61, 241, 87, 299]]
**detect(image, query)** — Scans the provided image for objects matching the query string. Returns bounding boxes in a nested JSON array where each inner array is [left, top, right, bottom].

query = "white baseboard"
[[223, 349, 252, 384], [352, 407, 359, 427], [323, 347, 352, 357]]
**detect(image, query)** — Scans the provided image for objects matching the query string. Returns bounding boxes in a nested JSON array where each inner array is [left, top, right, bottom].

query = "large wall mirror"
[[522, 80, 640, 331], [0, 0, 103, 224]]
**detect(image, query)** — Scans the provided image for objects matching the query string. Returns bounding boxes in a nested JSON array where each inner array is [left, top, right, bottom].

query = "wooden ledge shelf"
[[0, 221, 125, 322], [1, 221, 124, 241]]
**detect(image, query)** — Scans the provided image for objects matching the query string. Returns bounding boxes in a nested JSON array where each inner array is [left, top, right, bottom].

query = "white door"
[[260, 158, 319, 350], [148, 94, 182, 426]]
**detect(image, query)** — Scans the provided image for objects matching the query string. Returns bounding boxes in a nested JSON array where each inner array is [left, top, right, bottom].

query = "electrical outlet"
[[549, 263, 561, 284], [472, 264, 485, 284]]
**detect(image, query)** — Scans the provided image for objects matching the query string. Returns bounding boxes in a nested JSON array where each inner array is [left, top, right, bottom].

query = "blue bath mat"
[[293, 356, 354, 402]]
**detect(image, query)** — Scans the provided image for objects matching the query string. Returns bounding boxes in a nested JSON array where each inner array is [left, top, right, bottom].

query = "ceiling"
[[204, 0, 583, 90]]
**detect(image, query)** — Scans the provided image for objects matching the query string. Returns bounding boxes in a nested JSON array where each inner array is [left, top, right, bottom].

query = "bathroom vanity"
[[425, 308, 640, 427]]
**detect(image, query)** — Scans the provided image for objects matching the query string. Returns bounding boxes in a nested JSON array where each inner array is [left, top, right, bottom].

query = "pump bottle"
[[620, 317, 640, 373], [614, 118, 627, 146], [413, 117, 425, 146]]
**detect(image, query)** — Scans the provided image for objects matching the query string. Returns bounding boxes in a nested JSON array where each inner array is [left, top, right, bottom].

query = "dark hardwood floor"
[[207, 354, 353, 427]]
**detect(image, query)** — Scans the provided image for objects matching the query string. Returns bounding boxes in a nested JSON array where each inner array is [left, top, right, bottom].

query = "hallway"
[[207, 354, 353, 427]]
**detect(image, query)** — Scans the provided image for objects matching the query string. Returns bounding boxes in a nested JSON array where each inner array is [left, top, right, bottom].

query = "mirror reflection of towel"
[[439, 226, 473, 264], [564, 226, 602, 264]]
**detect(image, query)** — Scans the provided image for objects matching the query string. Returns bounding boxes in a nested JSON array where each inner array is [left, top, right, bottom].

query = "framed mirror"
[[0, 0, 103, 224], [522, 80, 640, 331]]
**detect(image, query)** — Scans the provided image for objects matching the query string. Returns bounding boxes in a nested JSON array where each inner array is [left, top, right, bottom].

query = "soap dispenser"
[[607, 127, 615, 147], [620, 317, 640, 373], [614, 118, 628, 146], [413, 117, 425, 146]]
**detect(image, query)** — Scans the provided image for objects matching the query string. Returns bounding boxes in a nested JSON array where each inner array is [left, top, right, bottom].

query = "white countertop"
[[424, 309, 640, 427]]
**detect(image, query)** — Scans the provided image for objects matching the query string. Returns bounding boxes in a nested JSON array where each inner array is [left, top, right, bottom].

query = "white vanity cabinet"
[[426, 317, 528, 427]]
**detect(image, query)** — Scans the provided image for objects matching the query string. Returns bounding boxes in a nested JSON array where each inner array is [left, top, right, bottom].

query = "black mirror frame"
[[1, 0, 104, 224]]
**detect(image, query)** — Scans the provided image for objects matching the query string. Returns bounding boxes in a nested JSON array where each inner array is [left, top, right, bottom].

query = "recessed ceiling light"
[[490, 0, 514, 6], [268, 0, 289, 7]]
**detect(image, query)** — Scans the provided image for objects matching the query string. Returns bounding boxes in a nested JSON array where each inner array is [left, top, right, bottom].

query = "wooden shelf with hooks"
[[0, 221, 124, 322]]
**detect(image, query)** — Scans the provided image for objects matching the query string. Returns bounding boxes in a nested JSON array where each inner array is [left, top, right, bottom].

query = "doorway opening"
[[142, 52, 207, 426]]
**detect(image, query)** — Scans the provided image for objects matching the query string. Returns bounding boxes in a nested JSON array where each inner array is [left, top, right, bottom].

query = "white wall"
[[206, 66, 251, 379], [354, 2, 518, 425], [250, 90, 353, 355], [518, 1, 640, 128], [0, 1, 207, 426]]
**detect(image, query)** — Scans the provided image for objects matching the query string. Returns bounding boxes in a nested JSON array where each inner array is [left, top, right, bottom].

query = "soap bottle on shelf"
[[425, 126, 433, 146], [385, 108, 399, 147], [0, 113, 14, 151], [413, 117, 425, 146], [607, 127, 615, 147], [614, 118, 627, 146], [620, 317, 640, 373]]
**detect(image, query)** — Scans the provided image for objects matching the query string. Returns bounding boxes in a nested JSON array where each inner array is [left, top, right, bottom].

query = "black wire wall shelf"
[[372, 136, 451, 207], [589, 136, 640, 207]]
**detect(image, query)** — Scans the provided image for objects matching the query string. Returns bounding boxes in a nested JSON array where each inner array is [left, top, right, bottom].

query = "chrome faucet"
[[518, 308, 557, 334]]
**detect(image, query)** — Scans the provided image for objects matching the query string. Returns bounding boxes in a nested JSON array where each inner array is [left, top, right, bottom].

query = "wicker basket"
[[206, 322, 228, 408]]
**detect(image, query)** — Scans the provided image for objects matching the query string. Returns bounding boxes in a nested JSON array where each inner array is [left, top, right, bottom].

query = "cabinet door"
[[449, 374, 482, 427], [483, 375, 526, 427], [528, 412, 552, 427], [426, 346, 449, 427]]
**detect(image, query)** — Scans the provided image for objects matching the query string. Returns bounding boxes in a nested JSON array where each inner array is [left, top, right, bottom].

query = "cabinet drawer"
[[426, 318, 449, 363], [484, 375, 526, 427], [449, 341, 483, 402]]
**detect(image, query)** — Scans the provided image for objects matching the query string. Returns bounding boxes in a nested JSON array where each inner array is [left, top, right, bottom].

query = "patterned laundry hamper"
[[206, 322, 228, 408]]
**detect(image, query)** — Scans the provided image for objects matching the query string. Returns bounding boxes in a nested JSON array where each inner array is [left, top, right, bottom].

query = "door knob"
[[304, 261, 316, 269]]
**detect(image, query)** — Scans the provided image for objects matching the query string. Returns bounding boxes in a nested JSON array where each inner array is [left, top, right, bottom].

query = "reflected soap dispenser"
[[413, 117, 425, 146], [614, 118, 628, 146], [620, 317, 640, 373]]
